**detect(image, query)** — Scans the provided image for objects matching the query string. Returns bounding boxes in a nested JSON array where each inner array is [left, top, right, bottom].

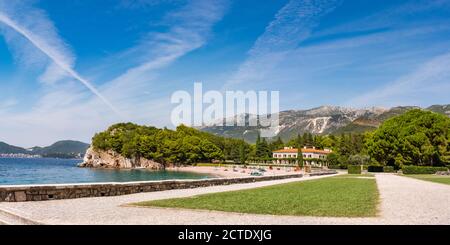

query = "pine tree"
[[302, 132, 308, 145], [260, 138, 270, 158], [239, 141, 248, 165], [307, 133, 314, 146], [255, 133, 262, 158], [270, 136, 284, 151], [297, 143, 304, 168], [296, 134, 303, 147]]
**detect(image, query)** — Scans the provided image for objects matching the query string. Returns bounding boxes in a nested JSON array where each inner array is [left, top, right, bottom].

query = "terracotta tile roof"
[[273, 148, 332, 154]]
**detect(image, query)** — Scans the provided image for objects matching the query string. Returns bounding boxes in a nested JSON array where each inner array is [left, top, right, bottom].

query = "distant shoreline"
[[0, 156, 83, 160]]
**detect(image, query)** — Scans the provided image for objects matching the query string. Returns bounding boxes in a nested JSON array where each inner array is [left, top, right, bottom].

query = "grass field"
[[135, 175, 379, 217], [333, 174, 375, 178], [405, 174, 450, 185]]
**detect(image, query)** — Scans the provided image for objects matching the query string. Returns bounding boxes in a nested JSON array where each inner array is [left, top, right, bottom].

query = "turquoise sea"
[[0, 158, 211, 185]]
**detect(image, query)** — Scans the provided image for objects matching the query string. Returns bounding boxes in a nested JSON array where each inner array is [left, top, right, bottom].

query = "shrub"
[[368, 165, 384, 172], [383, 166, 395, 173], [402, 166, 449, 175], [348, 165, 362, 174], [348, 154, 371, 166]]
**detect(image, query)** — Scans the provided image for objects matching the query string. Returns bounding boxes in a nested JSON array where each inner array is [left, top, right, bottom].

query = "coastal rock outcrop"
[[78, 147, 164, 169]]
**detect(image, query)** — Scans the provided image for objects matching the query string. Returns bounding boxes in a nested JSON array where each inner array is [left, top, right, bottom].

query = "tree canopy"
[[92, 123, 249, 165], [366, 109, 450, 167], [92, 109, 449, 168]]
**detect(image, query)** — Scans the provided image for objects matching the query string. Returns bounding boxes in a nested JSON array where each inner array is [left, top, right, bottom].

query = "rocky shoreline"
[[78, 147, 164, 170]]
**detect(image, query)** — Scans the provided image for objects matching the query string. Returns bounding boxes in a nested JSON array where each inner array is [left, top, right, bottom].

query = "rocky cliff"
[[78, 146, 164, 170]]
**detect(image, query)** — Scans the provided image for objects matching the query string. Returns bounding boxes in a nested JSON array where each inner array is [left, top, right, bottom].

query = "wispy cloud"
[[224, 0, 340, 88], [118, 0, 180, 9], [347, 52, 450, 107], [314, 0, 450, 39], [231, 0, 450, 109], [0, 98, 17, 113], [0, 0, 228, 146], [298, 0, 450, 108], [114, 0, 227, 75], [0, 1, 121, 116], [99, 0, 228, 117]]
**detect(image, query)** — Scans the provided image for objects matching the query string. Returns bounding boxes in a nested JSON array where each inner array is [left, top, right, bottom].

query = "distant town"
[[0, 153, 42, 158]]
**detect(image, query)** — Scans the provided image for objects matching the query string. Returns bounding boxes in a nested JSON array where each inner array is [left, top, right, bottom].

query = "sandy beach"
[[166, 165, 302, 178]]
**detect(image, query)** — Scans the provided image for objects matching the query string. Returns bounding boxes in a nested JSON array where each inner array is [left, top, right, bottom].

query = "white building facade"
[[272, 146, 332, 167]]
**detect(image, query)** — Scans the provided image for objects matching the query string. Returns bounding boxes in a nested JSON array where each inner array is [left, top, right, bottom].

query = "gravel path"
[[376, 174, 450, 224], [0, 174, 449, 225]]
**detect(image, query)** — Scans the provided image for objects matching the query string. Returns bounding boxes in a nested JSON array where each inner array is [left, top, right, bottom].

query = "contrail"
[[0, 13, 122, 117]]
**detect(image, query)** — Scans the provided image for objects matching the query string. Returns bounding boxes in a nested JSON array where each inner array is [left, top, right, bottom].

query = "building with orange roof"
[[272, 147, 332, 167]]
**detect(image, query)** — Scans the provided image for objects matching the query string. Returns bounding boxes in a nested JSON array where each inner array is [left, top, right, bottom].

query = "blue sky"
[[0, 0, 450, 146]]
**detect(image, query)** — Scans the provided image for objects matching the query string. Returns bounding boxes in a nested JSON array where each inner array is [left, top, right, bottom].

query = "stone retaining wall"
[[0, 171, 336, 202]]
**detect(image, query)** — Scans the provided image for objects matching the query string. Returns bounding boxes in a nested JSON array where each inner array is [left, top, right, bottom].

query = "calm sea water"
[[0, 158, 211, 185]]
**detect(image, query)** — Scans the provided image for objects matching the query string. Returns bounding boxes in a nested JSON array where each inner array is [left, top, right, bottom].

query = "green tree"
[[327, 153, 340, 166], [239, 142, 248, 165], [260, 138, 271, 158], [297, 143, 304, 167], [303, 132, 314, 146], [367, 109, 450, 167], [91, 122, 251, 166], [255, 133, 270, 158], [200, 139, 223, 161], [269, 136, 284, 151], [255, 133, 262, 157], [348, 154, 371, 166], [319, 136, 334, 149]]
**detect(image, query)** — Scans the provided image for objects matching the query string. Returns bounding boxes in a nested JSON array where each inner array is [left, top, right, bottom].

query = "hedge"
[[348, 165, 362, 174], [402, 166, 449, 175], [383, 166, 395, 173], [368, 165, 384, 172]]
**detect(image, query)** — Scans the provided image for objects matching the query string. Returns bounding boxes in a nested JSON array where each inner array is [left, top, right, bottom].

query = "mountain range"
[[0, 140, 90, 158], [1, 105, 448, 153], [200, 104, 450, 143]]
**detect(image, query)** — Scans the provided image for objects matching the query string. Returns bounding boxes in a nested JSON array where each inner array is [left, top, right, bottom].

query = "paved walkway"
[[0, 174, 449, 224]]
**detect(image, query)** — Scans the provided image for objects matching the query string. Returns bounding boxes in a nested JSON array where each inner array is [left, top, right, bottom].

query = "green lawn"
[[134, 175, 379, 217], [405, 174, 450, 185], [333, 174, 375, 178]]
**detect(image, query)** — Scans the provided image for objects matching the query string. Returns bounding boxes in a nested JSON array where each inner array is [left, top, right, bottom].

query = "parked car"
[[250, 171, 263, 176]]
